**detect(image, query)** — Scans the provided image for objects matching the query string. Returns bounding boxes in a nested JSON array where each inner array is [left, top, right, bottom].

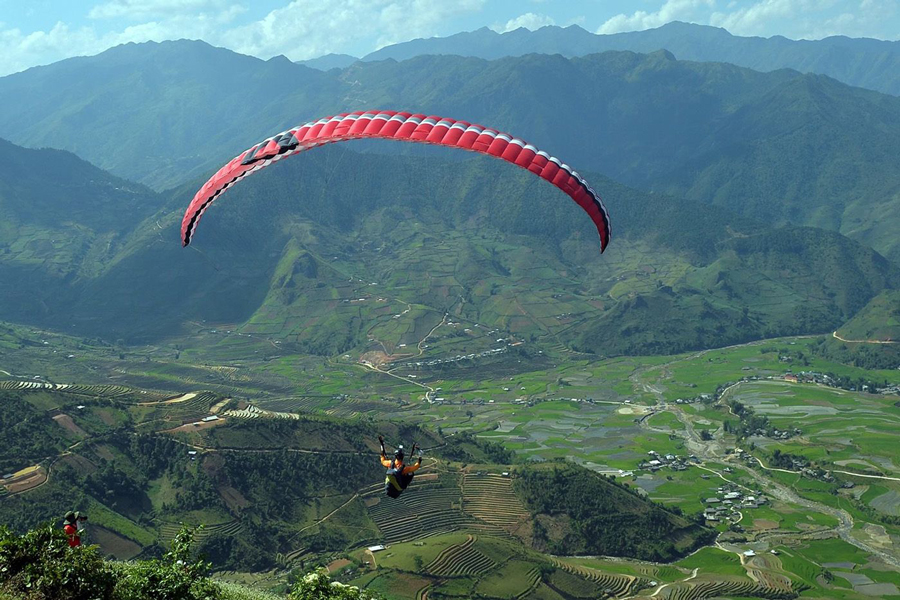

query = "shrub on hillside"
[[289, 569, 383, 600], [114, 525, 218, 600]]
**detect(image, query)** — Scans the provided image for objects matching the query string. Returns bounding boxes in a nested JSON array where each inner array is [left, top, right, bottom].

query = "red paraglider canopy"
[[181, 110, 610, 252]]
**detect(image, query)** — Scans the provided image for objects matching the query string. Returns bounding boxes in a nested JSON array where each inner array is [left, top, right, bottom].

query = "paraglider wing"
[[180, 111, 610, 251]]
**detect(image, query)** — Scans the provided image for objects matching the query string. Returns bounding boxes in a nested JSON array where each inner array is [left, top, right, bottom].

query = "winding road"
[[833, 331, 898, 345]]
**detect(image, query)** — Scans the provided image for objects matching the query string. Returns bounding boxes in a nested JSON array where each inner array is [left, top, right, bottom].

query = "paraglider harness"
[[380, 435, 420, 498]]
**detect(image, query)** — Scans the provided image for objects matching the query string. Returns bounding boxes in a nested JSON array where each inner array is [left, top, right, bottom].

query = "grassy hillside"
[[0, 138, 163, 326], [0, 385, 431, 570], [515, 465, 714, 561], [813, 290, 900, 369], [836, 290, 900, 342], [1, 139, 897, 357]]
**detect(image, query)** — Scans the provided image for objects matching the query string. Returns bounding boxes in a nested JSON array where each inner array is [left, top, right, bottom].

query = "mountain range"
[[0, 134, 895, 356], [360, 22, 900, 97], [2, 40, 900, 262]]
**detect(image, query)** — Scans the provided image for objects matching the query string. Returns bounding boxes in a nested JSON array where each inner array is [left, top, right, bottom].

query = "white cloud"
[[708, 0, 896, 39], [0, 0, 485, 76], [220, 0, 485, 59], [88, 0, 230, 20], [0, 8, 244, 76], [709, 0, 805, 36], [597, 0, 715, 34], [492, 12, 556, 34]]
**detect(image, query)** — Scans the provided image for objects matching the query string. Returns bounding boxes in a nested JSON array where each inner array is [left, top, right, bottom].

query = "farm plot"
[[730, 381, 900, 475], [223, 404, 300, 421], [544, 568, 605, 599], [90, 525, 142, 560], [158, 517, 243, 545], [473, 559, 540, 598], [553, 560, 649, 598], [657, 576, 792, 600], [366, 481, 478, 544], [425, 535, 496, 577], [1, 465, 47, 494], [0, 381, 135, 398], [259, 395, 398, 419], [138, 391, 223, 427], [461, 473, 529, 532]]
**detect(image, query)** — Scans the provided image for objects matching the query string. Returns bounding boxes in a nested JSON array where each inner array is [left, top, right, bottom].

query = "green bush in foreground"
[[114, 526, 218, 600], [0, 524, 383, 600], [288, 570, 382, 600], [0, 523, 116, 600], [0, 523, 215, 600]]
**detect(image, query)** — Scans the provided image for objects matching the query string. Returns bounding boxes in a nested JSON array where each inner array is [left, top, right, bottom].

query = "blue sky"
[[0, 0, 897, 76]]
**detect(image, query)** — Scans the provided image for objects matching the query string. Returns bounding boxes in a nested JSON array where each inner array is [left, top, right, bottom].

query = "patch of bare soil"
[[327, 558, 352, 573], [161, 418, 225, 433], [59, 454, 98, 474], [52, 414, 87, 436], [752, 519, 779, 531], [219, 485, 251, 511], [139, 392, 197, 406], [359, 350, 394, 367], [90, 525, 142, 560]]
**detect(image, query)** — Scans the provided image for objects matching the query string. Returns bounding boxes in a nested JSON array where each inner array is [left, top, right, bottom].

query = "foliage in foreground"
[[0, 523, 381, 600], [288, 570, 382, 600], [0, 523, 215, 600]]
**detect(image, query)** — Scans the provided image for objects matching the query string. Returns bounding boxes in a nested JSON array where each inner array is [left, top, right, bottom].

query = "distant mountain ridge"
[[297, 53, 358, 70], [3, 39, 900, 262], [362, 21, 900, 96]]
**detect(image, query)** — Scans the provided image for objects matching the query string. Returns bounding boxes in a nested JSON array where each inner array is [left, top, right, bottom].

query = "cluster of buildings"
[[400, 346, 508, 369], [760, 426, 801, 440], [673, 393, 712, 405], [703, 484, 768, 523], [638, 450, 697, 472], [431, 397, 488, 406], [781, 371, 831, 385], [879, 383, 900, 395], [782, 370, 898, 395]]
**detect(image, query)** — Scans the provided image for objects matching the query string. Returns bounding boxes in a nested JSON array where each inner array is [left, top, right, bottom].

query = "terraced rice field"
[[746, 554, 797, 597], [158, 518, 243, 544], [144, 391, 223, 427], [366, 481, 476, 544], [658, 577, 797, 600], [553, 560, 649, 598], [0, 381, 133, 396], [277, 546, 310, 566], [223, 404, 301, 420], [461, 474, 529, 530], [426, 535, 496, 577], [474, 560, 541, 599], [259, 395, 398, 419]]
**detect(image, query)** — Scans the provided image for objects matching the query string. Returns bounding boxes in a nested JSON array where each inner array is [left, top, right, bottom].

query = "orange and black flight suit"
[[64, 522, 81, 547], [381, 451, 421, 498]]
